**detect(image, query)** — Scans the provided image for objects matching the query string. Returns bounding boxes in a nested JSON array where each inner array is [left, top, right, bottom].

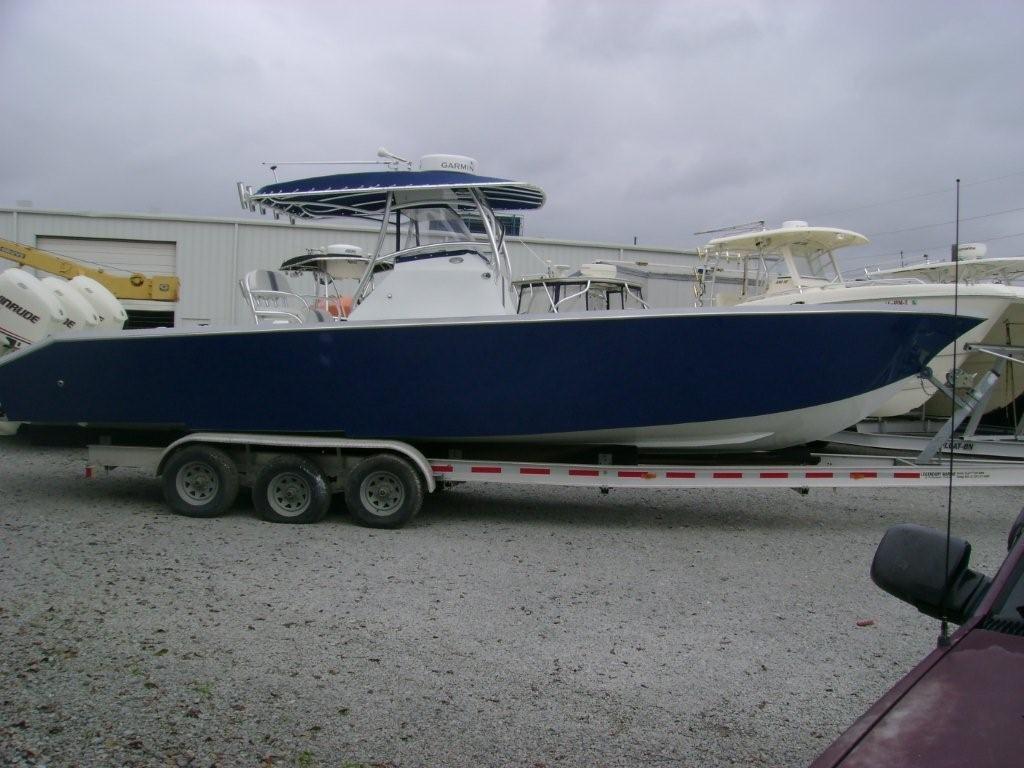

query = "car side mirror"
[[871, 524, 991, 624]]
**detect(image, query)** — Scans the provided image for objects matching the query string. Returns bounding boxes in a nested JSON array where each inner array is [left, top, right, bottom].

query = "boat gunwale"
[[0, 303, 989, 356]]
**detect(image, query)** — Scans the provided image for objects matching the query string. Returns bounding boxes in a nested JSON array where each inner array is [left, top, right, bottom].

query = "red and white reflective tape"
[[427, 459, 1016, 488]]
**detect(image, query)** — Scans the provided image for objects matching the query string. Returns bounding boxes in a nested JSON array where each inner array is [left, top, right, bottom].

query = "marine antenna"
[[261, 148, 413, 181], [939, 178, 962, 648], [693, 220, 766, 237]]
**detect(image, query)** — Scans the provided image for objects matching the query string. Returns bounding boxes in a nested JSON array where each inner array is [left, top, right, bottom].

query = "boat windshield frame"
[[514, 276, 648, 313], [785, 246, 842, 286], [699, 244, 843, 298], [351, 186, 515, 309]]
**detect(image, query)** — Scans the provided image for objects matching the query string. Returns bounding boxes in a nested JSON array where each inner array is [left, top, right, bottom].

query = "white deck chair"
[[239, 270, 331, 325]]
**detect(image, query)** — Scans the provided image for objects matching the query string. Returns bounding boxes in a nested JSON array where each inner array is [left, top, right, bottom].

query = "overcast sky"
[[2, 0, 1022, 272]]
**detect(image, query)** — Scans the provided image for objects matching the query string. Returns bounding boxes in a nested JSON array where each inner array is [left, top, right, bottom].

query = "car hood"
[[825, 627, 1024, 767]]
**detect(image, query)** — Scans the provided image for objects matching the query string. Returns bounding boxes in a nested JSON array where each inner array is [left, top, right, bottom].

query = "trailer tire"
[[253, 455, 331, 524], [345, 453, 423, 529], [162, 445, 239, 518]]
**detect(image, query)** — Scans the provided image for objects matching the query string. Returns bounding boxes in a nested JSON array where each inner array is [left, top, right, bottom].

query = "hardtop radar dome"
[[957, 243, 988, 260], [419, 154, 477, 174]]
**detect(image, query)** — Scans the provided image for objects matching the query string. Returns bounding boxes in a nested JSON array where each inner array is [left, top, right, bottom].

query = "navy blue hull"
[[0, 308, 978, 441]]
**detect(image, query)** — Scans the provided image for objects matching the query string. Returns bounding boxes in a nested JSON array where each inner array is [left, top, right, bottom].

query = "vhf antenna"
[[261, 148, 413, 181], [939, 177, 962, 648]]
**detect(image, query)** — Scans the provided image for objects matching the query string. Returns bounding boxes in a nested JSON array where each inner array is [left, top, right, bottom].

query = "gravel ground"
[[0, 436, 1019, 768]]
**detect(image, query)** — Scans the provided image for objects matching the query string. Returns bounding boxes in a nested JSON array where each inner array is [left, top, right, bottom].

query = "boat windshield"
[[756, 255, 789, 284], [789, 248, 841, 282], [734, 248, 840, 292], [400, 206, 474, 250]]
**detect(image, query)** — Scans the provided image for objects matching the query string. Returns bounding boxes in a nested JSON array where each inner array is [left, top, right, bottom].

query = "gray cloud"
[[1, 0, 1021, 271]]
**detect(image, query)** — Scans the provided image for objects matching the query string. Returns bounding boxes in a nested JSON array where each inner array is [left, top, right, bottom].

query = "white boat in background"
[[513, 263, 649, 313], [700, 221, 1019, 418], [866, 244, 1024, 416], [593, 259, 749, 309], [865, 243, 1024, 284]]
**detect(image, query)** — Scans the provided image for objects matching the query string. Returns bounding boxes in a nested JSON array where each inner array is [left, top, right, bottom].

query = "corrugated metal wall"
[[0, 208, 699, 325]]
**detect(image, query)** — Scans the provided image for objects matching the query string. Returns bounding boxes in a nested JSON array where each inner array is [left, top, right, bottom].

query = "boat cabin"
[[700, 220, 869, 304]]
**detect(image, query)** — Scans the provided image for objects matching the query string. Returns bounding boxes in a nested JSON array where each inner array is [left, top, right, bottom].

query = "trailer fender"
[[155, 433, 436, 493]]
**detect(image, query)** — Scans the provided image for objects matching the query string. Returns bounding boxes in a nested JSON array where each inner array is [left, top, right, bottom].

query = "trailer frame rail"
[[428, 454, 1024, 489]]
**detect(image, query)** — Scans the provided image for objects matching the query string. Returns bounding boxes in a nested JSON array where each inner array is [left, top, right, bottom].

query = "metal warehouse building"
[[0, 207, 700, 327]]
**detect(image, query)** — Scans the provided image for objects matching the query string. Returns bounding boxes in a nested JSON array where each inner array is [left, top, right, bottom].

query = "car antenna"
[[939, 178, 962, 649]]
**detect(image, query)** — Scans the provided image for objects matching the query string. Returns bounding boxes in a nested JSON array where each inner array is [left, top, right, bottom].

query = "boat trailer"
[[85, 427, 1024, 529]]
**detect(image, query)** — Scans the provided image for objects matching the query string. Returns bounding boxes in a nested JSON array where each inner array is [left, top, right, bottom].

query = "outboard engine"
[[67, 275, 127, 330], [41, 276, 102, 332], [0, 268, 66, 355]]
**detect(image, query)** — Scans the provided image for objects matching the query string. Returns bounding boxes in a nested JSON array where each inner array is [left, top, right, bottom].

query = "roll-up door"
[[36, 236, 176, 275]]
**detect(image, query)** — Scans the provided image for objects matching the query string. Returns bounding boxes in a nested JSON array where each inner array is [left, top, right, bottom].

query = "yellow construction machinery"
[[0, 237, 179, 301]]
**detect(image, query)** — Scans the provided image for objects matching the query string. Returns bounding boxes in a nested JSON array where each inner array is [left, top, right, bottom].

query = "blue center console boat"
[[0, 152, 983, 452]]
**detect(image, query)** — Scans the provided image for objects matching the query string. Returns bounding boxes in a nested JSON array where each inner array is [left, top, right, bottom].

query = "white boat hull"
[[922, 294, 1024, 416], [483, 376, 912, 451]]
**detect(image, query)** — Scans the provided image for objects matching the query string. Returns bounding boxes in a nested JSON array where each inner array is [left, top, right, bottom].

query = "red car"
[[810, 510, 1024, 767]]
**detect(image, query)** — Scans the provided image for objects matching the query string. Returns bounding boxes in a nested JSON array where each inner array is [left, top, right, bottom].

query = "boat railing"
[[551, 280, 647, 311], [514, 277, 649, 313], [622, 282, 649, 309], [515, 280, 558, 313]]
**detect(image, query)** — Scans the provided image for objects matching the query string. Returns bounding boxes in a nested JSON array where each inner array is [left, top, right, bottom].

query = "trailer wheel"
[[345, 453, 424, 529], [254, 455, 330, 524], [162, 445, 239, 518]]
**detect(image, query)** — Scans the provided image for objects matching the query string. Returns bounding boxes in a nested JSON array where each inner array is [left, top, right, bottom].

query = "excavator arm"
[[0, 238, 179, 301]]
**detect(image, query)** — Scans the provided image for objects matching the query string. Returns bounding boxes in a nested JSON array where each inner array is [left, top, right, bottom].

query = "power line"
[[963, 170, 1024, 189], [968, 230, 1024, 243], [865, 229, 1024, 261], [867, 206, 1024, 238], [805, 169, 1024, 221]]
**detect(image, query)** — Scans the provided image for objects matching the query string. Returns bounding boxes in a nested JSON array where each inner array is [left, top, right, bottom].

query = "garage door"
[[36, 236, 176, 276], [36, 237, 178, 329]]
